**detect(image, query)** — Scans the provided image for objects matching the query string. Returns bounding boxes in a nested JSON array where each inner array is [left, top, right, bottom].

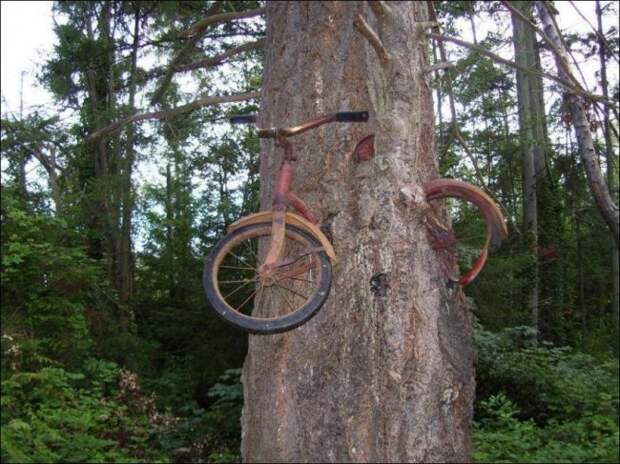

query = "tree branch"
[[178, 7, 266, 39], [567, 0, 620, 65], [368, 1, 392, 19], [428, 32, 615, 107], [424, 61, 456, 74], [426, 1, 516, 229], [86, 91, 261, 142], [535, 1, 619, 246], [353, 14, 391, 63], [502, 0, 580, 87], [150, 3, 223, 105], [173, 39, 264, 73]]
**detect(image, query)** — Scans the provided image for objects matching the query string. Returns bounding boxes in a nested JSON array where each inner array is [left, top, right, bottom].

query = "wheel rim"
[[428, 197, 490, 284], [424, 179, 508, 285], [211, 225, 324, 320]]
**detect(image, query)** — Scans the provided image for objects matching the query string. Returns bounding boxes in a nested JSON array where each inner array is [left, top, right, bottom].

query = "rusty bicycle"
[[203, 112, 507, 334]]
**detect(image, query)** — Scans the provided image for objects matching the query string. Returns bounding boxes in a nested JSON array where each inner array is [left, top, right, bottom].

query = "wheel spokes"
[[220, 264, 256, 271], [275, 281, 309, 301], [275, 284, 295, 315], [218, 278, 258, 284], [223, 279, 255, 300], [216, 229, 322, 318], [235, 285, 262, 313]]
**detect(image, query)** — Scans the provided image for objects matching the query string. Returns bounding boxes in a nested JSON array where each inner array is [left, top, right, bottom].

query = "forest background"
[[1, 1, 619, 462]]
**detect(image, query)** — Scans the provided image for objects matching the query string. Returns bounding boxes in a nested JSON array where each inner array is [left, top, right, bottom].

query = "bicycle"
[[203, 111, 508, 334]]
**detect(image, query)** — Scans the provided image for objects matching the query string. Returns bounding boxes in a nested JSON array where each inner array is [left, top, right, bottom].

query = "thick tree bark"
[[242, 2, 474, 462]]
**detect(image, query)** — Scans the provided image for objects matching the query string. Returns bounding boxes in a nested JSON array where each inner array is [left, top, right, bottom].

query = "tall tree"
[[512, 1, 540, 331], [242, 2, 473, 461], [534, 1, 619, 247], [511, 1, 566, 342], [595, 0, 619, 335]]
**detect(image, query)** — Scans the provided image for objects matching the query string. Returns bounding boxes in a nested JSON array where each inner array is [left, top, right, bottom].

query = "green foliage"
[[153, 369, 243, 463], [2, 0, 618, 462], [1, 362, 167, 463], [474, 393, 619, 463], [474, 324, 619, 463], [1, 189, 101, 369]]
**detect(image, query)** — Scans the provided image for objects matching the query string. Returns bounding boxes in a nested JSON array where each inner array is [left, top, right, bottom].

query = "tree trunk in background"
[[165, 163, 175, 300], [17, 71, 29, 203], [512, 3, 539, 334], [242, 2, 474, 462], [596, 0, 619, 337], [513, 1, 566, 343], [535, 1, 619, 247], [118, 8, 140, 304]]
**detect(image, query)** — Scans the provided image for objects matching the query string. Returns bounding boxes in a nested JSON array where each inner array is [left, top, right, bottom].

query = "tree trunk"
[[431, 40, 444, 151], [242, 2, 474, 462], [535, 1, 619, 247], [118, 8, 140, 304], [165, 162, 175, 300], [17, 71, 29, 203], [512, 3, 539, 333], [513, 1, 566, 343], [596, 0, 619, 335]]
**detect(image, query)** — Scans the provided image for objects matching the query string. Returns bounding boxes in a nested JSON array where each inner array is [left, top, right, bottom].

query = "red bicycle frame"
[[247, 112, 369, 274]]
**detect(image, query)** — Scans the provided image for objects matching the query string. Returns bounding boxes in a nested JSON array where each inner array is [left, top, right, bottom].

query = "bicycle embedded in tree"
[[203, 112, 507, 334]]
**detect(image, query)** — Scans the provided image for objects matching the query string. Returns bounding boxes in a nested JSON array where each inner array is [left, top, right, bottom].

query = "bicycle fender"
[[423, 178, 508, 286], [227, 212, 337, 263]]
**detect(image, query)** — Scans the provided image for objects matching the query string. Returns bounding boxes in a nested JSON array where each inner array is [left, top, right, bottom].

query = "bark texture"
[[241, 2, 474, 462]]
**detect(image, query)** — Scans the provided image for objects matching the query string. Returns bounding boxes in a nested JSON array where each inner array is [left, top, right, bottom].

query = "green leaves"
[[1, 189, 100, 369], [208, 368, 242, 407], [474, 325, 619, 463], [0, 362, 170, 463]]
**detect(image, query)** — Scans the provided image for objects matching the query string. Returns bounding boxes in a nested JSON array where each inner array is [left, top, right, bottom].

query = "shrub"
[[473, 325, 619, 463], [0, 361, 168, 463]]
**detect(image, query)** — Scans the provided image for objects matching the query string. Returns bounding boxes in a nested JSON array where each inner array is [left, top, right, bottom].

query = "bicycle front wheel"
[[203, 223, 332, 334]]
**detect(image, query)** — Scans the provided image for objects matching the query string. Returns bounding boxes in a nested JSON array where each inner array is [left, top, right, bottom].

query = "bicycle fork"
[[258, 137, 318, 277]]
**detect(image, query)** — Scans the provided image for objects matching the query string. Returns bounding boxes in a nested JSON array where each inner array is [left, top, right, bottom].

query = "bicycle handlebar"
[[229, 111, 368, 137], [230, 115, 257, 124], [335, 111, 369, 122]]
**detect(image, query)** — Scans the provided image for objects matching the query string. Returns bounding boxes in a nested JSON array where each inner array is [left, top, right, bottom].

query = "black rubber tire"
[[203, 223, 332, 334]]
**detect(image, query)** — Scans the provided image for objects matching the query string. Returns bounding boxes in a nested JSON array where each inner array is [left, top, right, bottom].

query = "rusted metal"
[[423, 178, 508, 285], [272, 246, 324, 269], [287, 192, 319, 225], [227, 212, 337, 262], [229, 111, 368, 274], [353, 135, 375, 162], [261, 209, 287, 272], [272, 161, 295, 209], [256, 114, 337, 139], [255, 112, 368, 139], [280, 114, 337, 137], [276, 135, 295, 161]]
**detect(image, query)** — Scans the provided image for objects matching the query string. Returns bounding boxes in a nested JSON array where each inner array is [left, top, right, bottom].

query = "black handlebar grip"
[[230, 115, 257, 124], [335, 111, 369, 122]]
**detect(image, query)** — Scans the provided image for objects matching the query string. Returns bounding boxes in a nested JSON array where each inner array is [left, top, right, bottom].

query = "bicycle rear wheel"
[[203, 223, 332, 334], [424, 179, 508, 285]]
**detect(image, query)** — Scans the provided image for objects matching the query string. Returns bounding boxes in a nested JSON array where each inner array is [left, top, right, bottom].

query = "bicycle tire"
[[203, 223, 332, 334], [424, 178, 508, 285]]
